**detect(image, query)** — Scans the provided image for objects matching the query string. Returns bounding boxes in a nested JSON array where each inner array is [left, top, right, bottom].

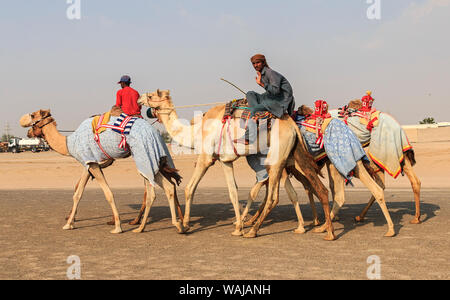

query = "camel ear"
[[40, 109, 51, 117], [156, 89, 161, 97]]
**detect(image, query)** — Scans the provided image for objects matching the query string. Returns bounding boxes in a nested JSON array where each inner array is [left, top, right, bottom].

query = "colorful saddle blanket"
[[332, 108, 413, 178], [223, 98, 275, 126], [67, 116, 175, 186], [297, 116, 368, 179]]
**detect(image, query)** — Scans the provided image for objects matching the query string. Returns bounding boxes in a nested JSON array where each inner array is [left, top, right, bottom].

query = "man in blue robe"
[[235, 54, 296, 145]]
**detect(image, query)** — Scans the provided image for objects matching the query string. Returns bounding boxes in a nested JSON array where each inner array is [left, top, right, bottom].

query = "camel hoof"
[[355, 216, 364, 223], [232, 230, 244, 237], [63, 224, 74, 230], [410, 218, 422, 225], [384, 230, 395, 237], [107, 220, 116, 226], [129, 220, 141, 226], [132, 228, 144, 233], [311, 219, 321, 226], [244, 220, 255, 227], [175, 222, 187, 234], [182, 223, 191, 232], [324, 232, 336, 241], [313, 225, 327, 234], [294, 227, 306, 234], [110, 228, 123, 234], [243, 230, 257, 238]]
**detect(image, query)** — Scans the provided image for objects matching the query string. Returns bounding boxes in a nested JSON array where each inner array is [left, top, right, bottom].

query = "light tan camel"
[[138, 90, 336, 240], [345, 99, 422, 224], [19, 109, 185, 234]]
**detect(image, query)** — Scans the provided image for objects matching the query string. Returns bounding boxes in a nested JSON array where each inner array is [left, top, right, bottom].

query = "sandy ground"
[[0, 141, 449, 280]]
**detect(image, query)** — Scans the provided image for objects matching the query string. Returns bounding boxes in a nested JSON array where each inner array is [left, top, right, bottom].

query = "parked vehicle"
[[8, 137, 50, 153]]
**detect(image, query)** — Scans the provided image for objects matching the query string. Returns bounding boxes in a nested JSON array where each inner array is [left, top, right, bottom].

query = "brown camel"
[[138, 90, 336, 240], [19, 109, 185, 234]]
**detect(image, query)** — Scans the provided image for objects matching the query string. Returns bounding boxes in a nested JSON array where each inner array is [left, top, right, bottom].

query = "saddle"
[[91, 106, 139, 160], [223, 98, 275, 131], [338, 105, 380, 132], [339, 96, 380, 132], [91, 106, 125, 135]]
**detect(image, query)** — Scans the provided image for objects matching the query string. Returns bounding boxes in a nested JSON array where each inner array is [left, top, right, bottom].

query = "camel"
[[275, 101, 419, 235], [138, 90, 337, 240], [242, 104, 396, 237], [342, 99, 422, 224], [19, 108, 185, 234]]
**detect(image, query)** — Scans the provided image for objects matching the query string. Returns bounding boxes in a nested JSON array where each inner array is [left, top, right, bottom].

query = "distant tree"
[[419, 117, 436, 125]]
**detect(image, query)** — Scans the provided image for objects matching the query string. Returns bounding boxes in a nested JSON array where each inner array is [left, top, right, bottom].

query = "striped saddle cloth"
[[94, 113, 138, 152], [223, 99, 275, 129]]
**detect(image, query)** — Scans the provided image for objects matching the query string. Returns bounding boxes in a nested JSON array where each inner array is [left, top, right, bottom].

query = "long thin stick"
[[221, 78, 247, 96], [174, 102, 227, 109]]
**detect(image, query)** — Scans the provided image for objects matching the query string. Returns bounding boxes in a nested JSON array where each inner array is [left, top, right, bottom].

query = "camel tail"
[[404, 149, 416, 167], [159, 157, 183, 186]]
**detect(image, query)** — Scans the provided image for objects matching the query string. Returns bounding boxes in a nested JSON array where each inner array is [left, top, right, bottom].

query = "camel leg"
[[281, 170, 306, 234], [132, 177, 156, 233], [63, 169, 90, 230], [221, 161, 244, 236], [307, 190, 320, 226], [354, 161, 395, 237], [315, 163, 345, 233], [66, 177, 83, 221], [289, 166, 320, 226], [88, 164, 122, 234], [240, 180, 265, 225], [355, 171, 385, 223], [328, 162, 344, 221], [403, 157, 422, 224], [244, 165, 282, 238], [183, 154, 215, 231], [161, 176, 186, 234], [129, 190, 147, 225], [291, 156, 335, 241], [245, 182, 269, 226]]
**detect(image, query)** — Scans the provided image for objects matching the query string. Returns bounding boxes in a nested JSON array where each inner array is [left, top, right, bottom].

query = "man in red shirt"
[[116, 75, 142, 117]]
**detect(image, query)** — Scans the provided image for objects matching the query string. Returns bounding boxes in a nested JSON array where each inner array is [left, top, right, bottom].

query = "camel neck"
[[159, 108, 195, 149], [41, 123, 70, 155]]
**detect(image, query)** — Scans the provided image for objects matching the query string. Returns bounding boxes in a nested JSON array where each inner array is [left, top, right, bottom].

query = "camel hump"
[[111, 105, 124, 116]]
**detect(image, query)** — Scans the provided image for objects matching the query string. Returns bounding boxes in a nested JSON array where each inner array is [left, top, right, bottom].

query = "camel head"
[[138, 89, 174, 119], [297, 105, 314, 117], [19, 109, 54, 138], [138, 89, 173, 109], [348, 99, 363, 110]]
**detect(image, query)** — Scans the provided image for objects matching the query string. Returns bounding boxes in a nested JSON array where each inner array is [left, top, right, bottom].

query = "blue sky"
[[1, 0, 449, 136]]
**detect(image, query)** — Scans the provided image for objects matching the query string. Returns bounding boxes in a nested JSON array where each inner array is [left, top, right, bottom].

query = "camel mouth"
[[137, 94, 148, 106], [19, 114, 33, 128]]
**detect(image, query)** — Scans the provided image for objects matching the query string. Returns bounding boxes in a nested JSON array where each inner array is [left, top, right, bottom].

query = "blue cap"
[[118, 75, 131, 84]]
